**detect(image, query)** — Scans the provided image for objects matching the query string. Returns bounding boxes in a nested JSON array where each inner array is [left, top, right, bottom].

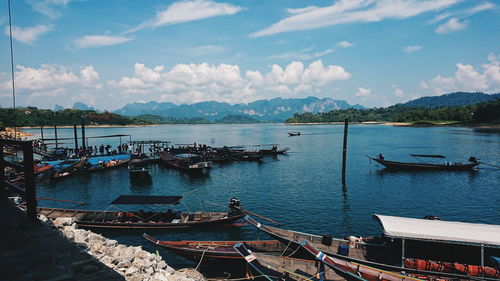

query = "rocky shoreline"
[[42, 215, 205, 281]]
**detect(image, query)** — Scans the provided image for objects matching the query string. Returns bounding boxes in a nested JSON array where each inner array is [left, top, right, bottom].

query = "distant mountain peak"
[[72, 102, 96, 111]]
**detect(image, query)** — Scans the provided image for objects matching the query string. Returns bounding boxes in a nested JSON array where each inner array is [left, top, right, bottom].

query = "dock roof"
[[373, 214, 500, 248]]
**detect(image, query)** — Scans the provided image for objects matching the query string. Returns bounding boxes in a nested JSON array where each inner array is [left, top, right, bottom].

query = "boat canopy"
[[373, 214, 500, 248], [110, 195, 182, 205], [410, 154, 446, 158]]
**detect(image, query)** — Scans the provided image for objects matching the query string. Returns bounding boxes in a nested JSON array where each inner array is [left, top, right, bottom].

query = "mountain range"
[[61, 92, 499, 123], [113, 97, 365, 122], [399, 92, 500, 108]]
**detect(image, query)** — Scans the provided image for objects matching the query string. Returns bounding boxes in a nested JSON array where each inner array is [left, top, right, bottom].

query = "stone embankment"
[[46, 216, 206, 281]]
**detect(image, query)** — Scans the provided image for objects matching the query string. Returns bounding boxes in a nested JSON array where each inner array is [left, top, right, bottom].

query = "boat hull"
[[35, 207, 244, 230], [371, 158, 478, 171]]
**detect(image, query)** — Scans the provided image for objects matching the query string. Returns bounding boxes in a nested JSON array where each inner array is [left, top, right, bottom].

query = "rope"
[[279, 240, 292, 256], [195, 248, 208, 270]]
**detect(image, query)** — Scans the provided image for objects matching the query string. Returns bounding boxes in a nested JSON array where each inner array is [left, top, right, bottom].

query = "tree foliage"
[[286, 99, 500, 124], [0, 108, 153, 127]]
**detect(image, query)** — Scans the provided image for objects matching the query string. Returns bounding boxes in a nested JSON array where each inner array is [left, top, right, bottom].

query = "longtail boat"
[[245, 215, 500, 280], [288, 132, 301, 136], [142, 234, 287, 264], [234, 242, 359, 281], [128, 154, 151, 175], [84, 154, 130, 172], [34, 195, 244, 230], [301, 241, 424, 281], [366, 154, 479, 171], [160, 151, 212, 172]]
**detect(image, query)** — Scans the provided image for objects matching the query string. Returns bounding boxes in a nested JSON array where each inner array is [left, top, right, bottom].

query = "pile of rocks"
[[45, 216, 205, 281]]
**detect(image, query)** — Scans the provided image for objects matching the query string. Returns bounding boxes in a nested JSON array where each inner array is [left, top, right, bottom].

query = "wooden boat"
[[246, 215, 500, 280], [34, 195, 245, 230], [142, 234, 287, 264], [128, 154, 151, 175], [84, 154, 130, 172], [234, 242, 355, 281], [244, 215, 392, 265], [288, 132, 301, 136], [366, 154, 479, 171], [42, 158, 87, 179], [160, 151, 212, 172], [258, 145, 290, 155], [300, 241, 424, 281]]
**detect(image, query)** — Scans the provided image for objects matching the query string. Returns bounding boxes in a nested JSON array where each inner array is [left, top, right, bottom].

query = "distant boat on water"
[[288, 131, 301, 136], [366, 154, 479, 171]]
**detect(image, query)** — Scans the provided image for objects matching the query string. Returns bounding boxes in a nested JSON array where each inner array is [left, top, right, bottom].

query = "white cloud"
[[421, 54, 500, 94], [465, 2, 496, 15], [74, 35, 133, 48], [403, 45, 422, 53], [0, 64, 99, 96], [127, 0, 243, 33], [251, 0, 460, 37], [268, 46, 334, 60], [429, 2, 496, 24], [191, 45, 225, 55], [337, 41, 353, 48], [286, 6, 319, 14], [108, 60, 351, 104], [435, 18, 468, 34], [355, 87, 371, 99], [26, 0, 75, 18], [392, 85, 405, 97], [5, 25, 52, 45]]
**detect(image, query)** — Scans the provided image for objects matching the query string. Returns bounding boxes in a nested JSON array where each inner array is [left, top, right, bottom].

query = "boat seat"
[[180, 212, 189, 223]]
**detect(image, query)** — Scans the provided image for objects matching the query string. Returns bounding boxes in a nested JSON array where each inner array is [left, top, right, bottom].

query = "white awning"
[[373, 214, 500, 248]]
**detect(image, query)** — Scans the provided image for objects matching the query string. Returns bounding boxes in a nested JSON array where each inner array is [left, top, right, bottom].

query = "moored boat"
[[142, 234, 286, 264], [128, 153, 151, 175], [245, 215, 500, 280], [160, 151, 212, 172], [33, 195, 245, 230], [366, 154, 479, 171], [234, 242, 352, 281], [84, 154, 130, 172]]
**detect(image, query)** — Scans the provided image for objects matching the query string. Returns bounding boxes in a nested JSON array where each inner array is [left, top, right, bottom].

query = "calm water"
[[24, 124, 500, 271]]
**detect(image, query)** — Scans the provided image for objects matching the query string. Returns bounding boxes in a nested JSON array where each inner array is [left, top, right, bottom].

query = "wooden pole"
[[22, 141, 37, 222], [342, 119, 349, 184], [54, 124, 58, 148], [73, 123, 78, 150], [40, 126, 44, 147], [81, 118, 86, 151]]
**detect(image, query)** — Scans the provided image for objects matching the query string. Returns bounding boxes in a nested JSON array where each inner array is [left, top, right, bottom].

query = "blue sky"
[[0, 0, 499, 110]]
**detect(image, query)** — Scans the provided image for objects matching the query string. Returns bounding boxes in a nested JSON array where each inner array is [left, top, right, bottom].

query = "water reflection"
[[129, 173, 153, 188]]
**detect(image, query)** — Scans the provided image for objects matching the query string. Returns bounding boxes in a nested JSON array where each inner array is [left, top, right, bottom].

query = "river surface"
[[23, 124, 500, 273]]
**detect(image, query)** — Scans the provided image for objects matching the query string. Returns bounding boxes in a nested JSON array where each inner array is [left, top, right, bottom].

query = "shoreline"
[[5, 121, 500, 132]]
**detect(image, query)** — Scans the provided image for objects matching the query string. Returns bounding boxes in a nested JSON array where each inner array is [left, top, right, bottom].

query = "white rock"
[[105, 239, 118, 247], [157, 260, 167, 269], [125, 266, 139, 276], [53, 217, 75, 227], [116, 260, 131, 268], [90, 242, 103, 253]]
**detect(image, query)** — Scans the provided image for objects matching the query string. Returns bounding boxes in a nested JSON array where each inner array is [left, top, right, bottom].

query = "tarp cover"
[[410, 154, 446, 158], [374, 214, 500, 248], [111, 195, 182, 205]]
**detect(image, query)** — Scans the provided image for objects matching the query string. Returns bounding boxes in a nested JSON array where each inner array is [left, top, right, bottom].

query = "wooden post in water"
[[81, 118, 86, 151], [54, 124, 58, 148], [341, 119, 349, 184], [73, 123, 78, 150], [40, 126, 44, 147]]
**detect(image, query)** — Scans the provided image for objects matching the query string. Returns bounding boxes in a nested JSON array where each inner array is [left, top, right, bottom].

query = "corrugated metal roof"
[[373, 214, 500, 248]]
